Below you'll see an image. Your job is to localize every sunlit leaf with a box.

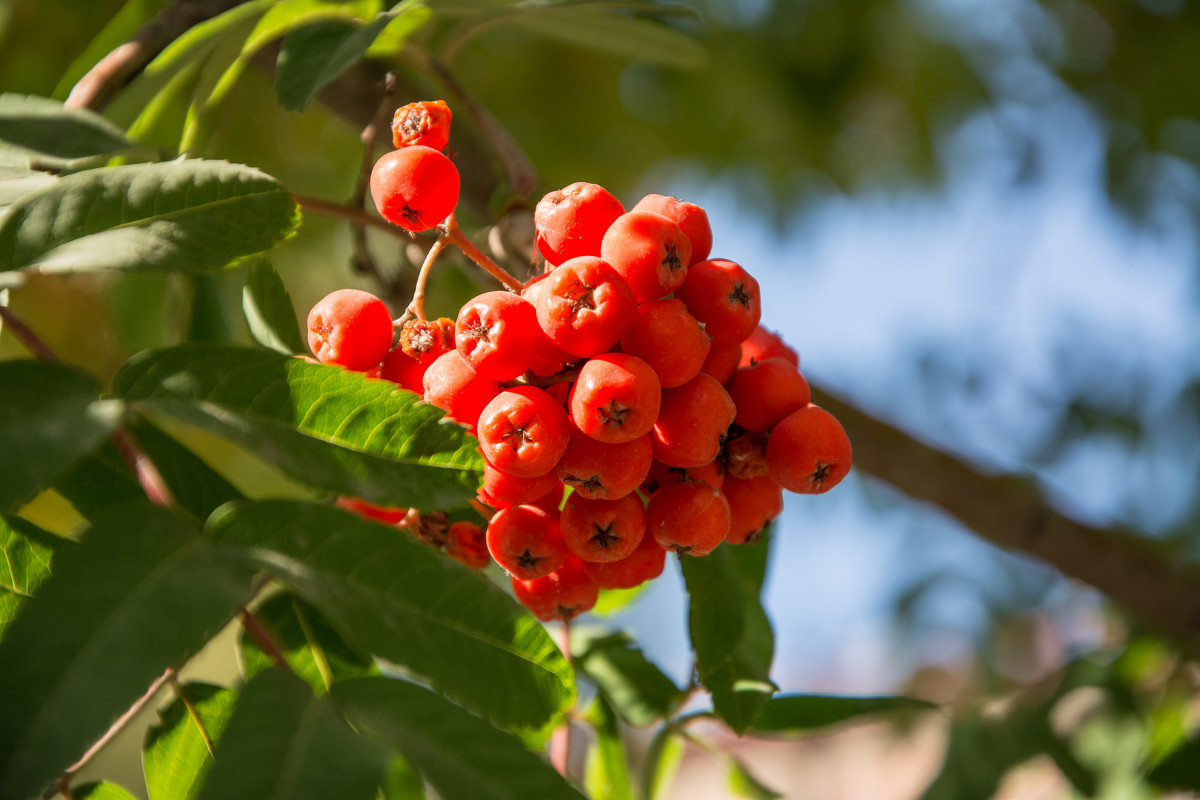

[571,627,683,727]
[243,259,306,355]
[334,676,587,800]
[640,725,684,800]
[143,683,238,800]
[75,782,142,800]
[115,344,482,510]
[275,15,393,113]
[0,160,299,277]
[197,669,386,800]
[210,500,574,731]
[727,758,782,800]
[0,500,252,800]
[584,696,634,800]
[0,94,148,170]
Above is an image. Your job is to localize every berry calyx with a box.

[569,353,662,444]
[560,492,647,563]
[476,387,571,478]
[765,404,853,494]
[455,291,541,381]
[486,505,568,580]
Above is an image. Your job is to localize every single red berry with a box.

[370,145,459,232]
[700,338,743,385]
[511,554,599,622]
[555,426,653,501]
[647,481,730,557]
[740,324,799,368]
[568,353,662,444]
[307,289,394,371]
[722,474,783,544]
[619,298,711,389]
[651,373,737,468]
[477,387,572,478]
[675,258,761,343]
[727,357,811,431]
[380,346,426,393]
[455,291,542,381]
[391,100,452,150]
[560,492,647,563]
[599,210,692,303]
[580,532,666,590]
[630,194,712,265]
[534,182,625,266]
[422,349,499,430]
[641,458,724,494]
[479,458,563,508]
[526,257,637,358]
[486,505,568,580]
[445,521,490,570]
[766,404,853,494]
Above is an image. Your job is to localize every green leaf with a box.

[209,500,574,731]
[246,0,385,56]
[584,696,634,800]
[115,344,483,510]
[748,694,938,737]
[240,592,377,694]
[0,500,253,800]
[129,420,244,522]
[508,7,706,69]
[0,514,65,596]
[197,668,387,800]
[571,627,683,727]
[0,359,123,512]
[0,589,26,642]
[75,782,142,800]
[0,167,55,212]
[275,14,393,113]
[680,547,746,679]
[243,259,306,354]
[640,725,684,800]
[333,676,587,800]
[143,683,238,800]
[379,754,426,800]
[51,443,144,518]
[1147,736,1200,791]
[727,758,782,800]
[0,93,147,170]
[704,597,776,735]
[0,159,299,277]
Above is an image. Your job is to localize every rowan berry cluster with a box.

[306,100,852,623]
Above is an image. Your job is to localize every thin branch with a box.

[294,193,406,237]
[402,235,450,325]
[239,606,293,673]
[811,384,1200,653]
[350,72,399,289]
[0,304,59,361]
[64,0,244,111]
[168,672,216,758]
[112,427,175,508]
[46,668,176,798]
[549,620,573,778]
[443,213,524,292]
[501,368,581,389]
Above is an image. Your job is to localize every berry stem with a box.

[443,213,525,292]
[399,236,450,325]
[293,193,406,238]
[0,303,58,361]
[350,71,400,290]
[168,671,216,758]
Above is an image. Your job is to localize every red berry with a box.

[479,458,562,508]
[618,298,711,389]
[421,350,499,430]
[555,427,653,501]
[391,100,452,150]
[675,258,761,343]
[727,357,811,432]
[476,387,571,478]
[560,492,647,563]
[740,324,798,368]
[630,194,712,265]
[534,182,625,266]
[379,346,426,393]
[647,481,730,557]
[700,338,743,385]
[307,289,394,371]
[455,291,541,381]
[370,145,459,232]
[722,475,783,544]
[642,458,724,494]
[599,210,692,303]
[579,532,666,590]
[526,257,637,358]
[486,505,568,580]
[569,353,662,444]
[445,521,490,569]
[511,554,598,622]
[765,404,853,494]
[651,373,736,468]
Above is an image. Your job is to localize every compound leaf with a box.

[0,159,299,277]
[0,359,123,512]
[0,501,253,800]
[197,669,386,800]
[143,683,238,800]
[210,500,574,731]
[334,676,587,800]
[115,344,482,510]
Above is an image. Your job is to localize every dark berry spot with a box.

[556,604,579,620]
[729,283,753,307]
[662,242,684,273]
[501,422,533,449]
[516,549,543,570]
[590,522,620,550]
[564,473,605,494]
[467,321,490,342]
[564,281,597,315]
[597,398,631,427]
[810,461,833,488]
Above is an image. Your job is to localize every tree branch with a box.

[812,384,1200,652]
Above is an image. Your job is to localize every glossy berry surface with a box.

[486,504,568,580]
[534,182,625,266]
[619,298,711,389]
[370,145,459,232]
[630,193,712,265]
[455,291,541,381]
[766,404,853,494]
[675,258,761,343]
[569,353,662,444]
[560,492,647,563]
[527,256,637,358]
[476,387,571,478]
[647,480,730,557]
[599,210,692,303]
[511,555,598,622]
[307,289,394,371]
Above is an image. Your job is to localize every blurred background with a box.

[3,0,1200,797]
